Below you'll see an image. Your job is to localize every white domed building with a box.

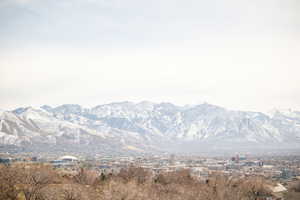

[51,155,79,167]
[59,155,79,162]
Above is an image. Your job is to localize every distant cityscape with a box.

[1,152,300,195]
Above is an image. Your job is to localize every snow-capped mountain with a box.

[1,102,300,154]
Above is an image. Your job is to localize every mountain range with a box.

[1,102,300,155]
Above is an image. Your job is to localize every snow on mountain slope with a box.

[1,102,300,153]
[0,107,108,146]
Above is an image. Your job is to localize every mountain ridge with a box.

[1,102,300,155]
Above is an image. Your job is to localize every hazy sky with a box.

[0,0,300,112]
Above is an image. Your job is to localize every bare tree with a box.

[73,168,98,185]
[0,164,22,200]
[118,166,151,184]
[20,165,56,200]
[61,184,83,200]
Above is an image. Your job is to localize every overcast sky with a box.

[0,0,300,112]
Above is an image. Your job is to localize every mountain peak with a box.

[12,106,38,114]
[267,108,300,118]
[52,104,84,114]
[40,105,53,111]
